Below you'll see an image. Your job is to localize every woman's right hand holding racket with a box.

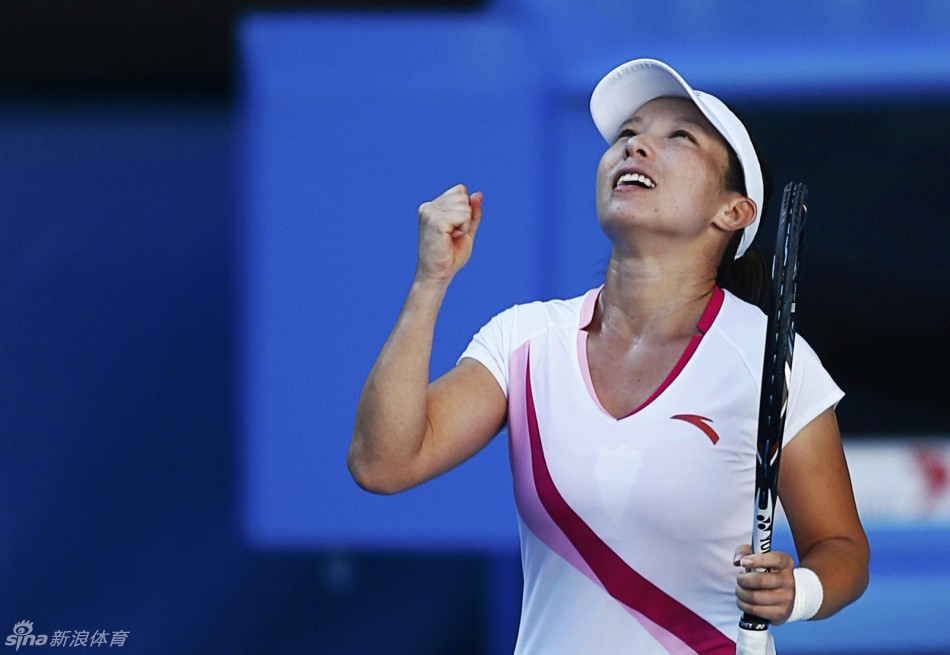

[734,544,796,626]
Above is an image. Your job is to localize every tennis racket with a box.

[735,182,808,655]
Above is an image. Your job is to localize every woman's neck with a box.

[593,249,717,341]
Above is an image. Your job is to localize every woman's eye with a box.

[672,129,696,143]
[615,129,636,142]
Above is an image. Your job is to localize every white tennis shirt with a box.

[460,286,843,655]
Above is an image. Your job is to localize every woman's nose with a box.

[623,134,651,160]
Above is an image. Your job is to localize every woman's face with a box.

[595,96,737,252]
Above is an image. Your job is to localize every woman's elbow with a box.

[836,533,872,608]
[347,445,410,495]
[856,535,871,596]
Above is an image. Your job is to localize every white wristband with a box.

[787,567,823,623]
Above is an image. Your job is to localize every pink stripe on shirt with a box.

[524,355,736,654]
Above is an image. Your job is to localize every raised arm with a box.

[348,185,508,494]
[735,408,870,624]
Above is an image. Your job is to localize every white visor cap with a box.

[590,58,763,258]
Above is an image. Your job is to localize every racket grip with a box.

[735,624,774,655]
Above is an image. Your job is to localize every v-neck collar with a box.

[576,286,725,420]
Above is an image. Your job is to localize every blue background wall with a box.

[1,1,949,653]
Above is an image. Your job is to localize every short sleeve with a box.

[457,297,578,399]
[783,335,844,445]
[458,307,517,398]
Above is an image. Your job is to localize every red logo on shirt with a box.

[671,414,720,445]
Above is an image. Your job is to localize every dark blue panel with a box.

[238,14,544,549]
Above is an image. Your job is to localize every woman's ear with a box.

[714,195,757,233]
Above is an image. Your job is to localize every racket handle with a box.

[736,624,774,655]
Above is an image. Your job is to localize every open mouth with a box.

[614,172,656,189]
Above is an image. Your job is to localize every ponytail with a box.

[717,231,768,311]
[717,109,772,312]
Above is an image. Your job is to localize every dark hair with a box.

[715,122,773,311]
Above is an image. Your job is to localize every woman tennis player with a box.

[349,58,869,654]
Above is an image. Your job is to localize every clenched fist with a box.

[415,184,483,284]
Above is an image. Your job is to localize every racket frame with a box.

[737,181,808,643]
